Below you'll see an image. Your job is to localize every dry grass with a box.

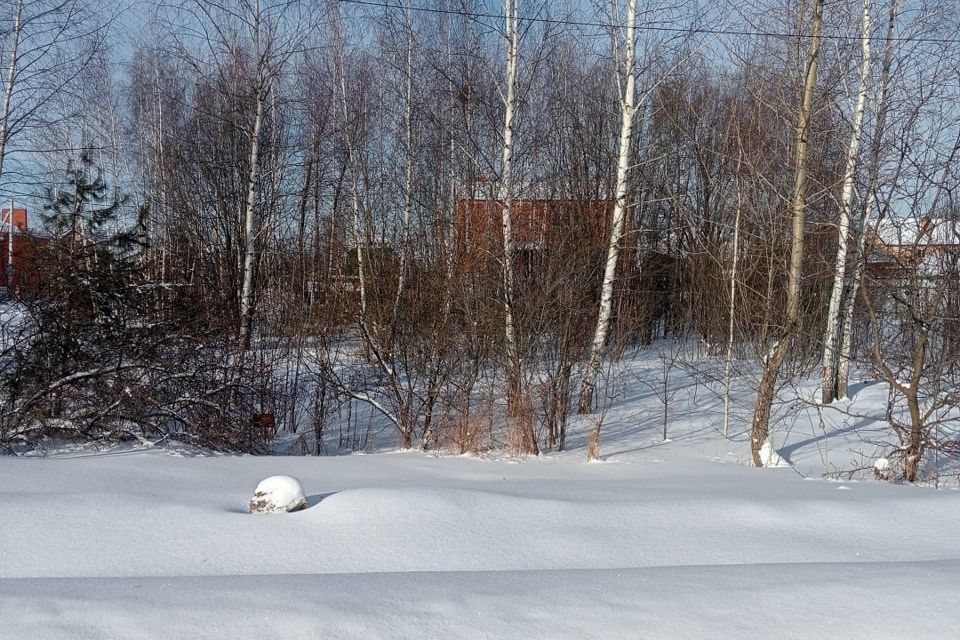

[586,415,603,461]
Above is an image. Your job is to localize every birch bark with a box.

[238,0,265,351]
[578,0,639,414]
[0,0,24,186]
[499,0,538,454]
[836,0,898,400]
[822,0,872,404]
[722,149,744,439]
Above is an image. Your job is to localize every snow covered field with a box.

[2,349,960,638]
[3,451,960,637]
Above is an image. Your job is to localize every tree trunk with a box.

[751,0,824,467]
[0,0,24,185]
[722,150,743,439]
[823,0,872,404]
[238,0,264,352]
[579,0,639,415]
[903,389,924,482]
[499,0,537,454]
[835,0,898,400]
[389,1,415,347]
[500,0,520,409]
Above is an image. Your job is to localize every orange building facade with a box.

[452,199,621,274]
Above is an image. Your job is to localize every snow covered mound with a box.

[874,457,892,481]
[759,439,789,467]
[249,475,308,514]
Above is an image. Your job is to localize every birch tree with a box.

[164,0,306,350]
[500,0,519,406]
[0,0,108,190]
[834,0,898,400]
[578,0,639,414]
[387,0,415,348]
[750,0,825,467]
[821,0,872,404]
[237,0,267,351]
[498,0,538,454]
[722,146,744,439]
[0,0,23,187]
[327,2,427,449]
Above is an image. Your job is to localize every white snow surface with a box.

[759,438,788,467]
[2,345,960,638]
[3,452,960,638]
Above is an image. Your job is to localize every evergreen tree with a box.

[29,152,148,384]
[42,150,144,268]
[1,152,151,442]
[1,152,273,453]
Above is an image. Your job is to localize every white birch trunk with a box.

[238,1,264,352]
[333,5,417,445]
[332,12,369,321]
[390,1,415,344]
[499,0,537,454]
[0,0,23,185]
[578,0,638,414]
[836,0,898,399]
[722,151,743,439]
[822,0,872,404]
[500,0,520,407]
[153,59,169,277]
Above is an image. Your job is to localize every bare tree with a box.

[237,0,268,351]
[722,146,744,439]
[0,0,110,191]
[498,0,538,454]
[862,224,960,482]
[579,0,639,414]
[0,0,23,186]
[834,0,899,400]
[750,0,825,467]
[822,0,873,404]
[160,0,309,349]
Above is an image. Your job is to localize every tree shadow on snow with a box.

[306,492,338,508]
[777,417,881,464]
[844,380,883,400]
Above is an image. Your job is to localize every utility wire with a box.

[337,0,959,45]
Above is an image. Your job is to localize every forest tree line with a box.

[1,0,959,482]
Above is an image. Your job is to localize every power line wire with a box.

[337,0,960,45]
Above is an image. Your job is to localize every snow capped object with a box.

[874,457,892,481]
[249,475,308,514]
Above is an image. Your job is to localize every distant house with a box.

[0,208,49,297]
[452,199,621,277]
[868,216,960,280]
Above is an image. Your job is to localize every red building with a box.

[453,199,619,274]
[0,208,49,295]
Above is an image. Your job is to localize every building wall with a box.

[1,208,29,232]
[0,233,49,295]
[453,199,616,273]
